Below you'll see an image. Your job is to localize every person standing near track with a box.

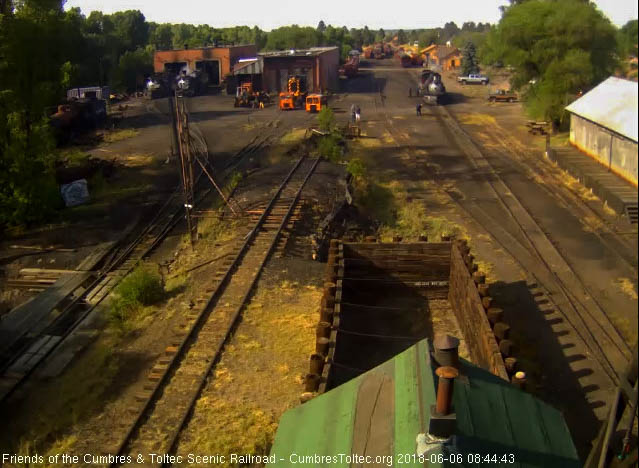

[355,105,361,123]
[416,103,422,116]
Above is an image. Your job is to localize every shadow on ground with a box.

[490,279,602,461]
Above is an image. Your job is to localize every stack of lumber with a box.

[6,269,75,291]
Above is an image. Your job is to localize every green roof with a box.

[270,339,579,467]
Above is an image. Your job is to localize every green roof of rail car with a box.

[269,339,580,467]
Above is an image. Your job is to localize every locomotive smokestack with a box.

[435,366,458,416]
[433,334,460,369]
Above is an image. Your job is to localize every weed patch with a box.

[102,129,139,144]
[177,278,321,464]
[346,158,366,181]
[109,264,164,330]
[279,128,306,146]
[198,210,238,244]
[57,148,90,167]
[3,340,119,456]
[229,171,243,190]
[615,277,638,300]
[357,182,397,225]
[457,113,497,127]
[317,134,343,163]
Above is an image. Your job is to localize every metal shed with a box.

[270,338,580,467]
[260,47,340,93]
[565,77,638,186]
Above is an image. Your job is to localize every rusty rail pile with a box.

[107,154,319,467]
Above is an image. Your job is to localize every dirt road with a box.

[339,58,637,458]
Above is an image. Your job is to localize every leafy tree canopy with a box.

[462,41,480,75]
[484,0,618,125]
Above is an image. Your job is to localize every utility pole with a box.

[173,93,197,247]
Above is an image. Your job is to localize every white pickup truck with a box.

[457,74,490,85]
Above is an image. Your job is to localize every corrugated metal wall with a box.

[570,114,638,186]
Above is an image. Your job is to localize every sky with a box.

[64,0,638,30]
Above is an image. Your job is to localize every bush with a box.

[346,158,366,180]
[317,107,335,133]
[318,135,342,163]
[229,171,243,190]
[0,111,60,230]
[109,264,164,328]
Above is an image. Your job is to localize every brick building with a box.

[153,44,257,86]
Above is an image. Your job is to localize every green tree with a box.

[418,30,439,48]
[350,28,363,49]
[461,42,479,75]
[264,25,321,50]
[110,10,148,53]
[375,28,385,43]
[149,22,173,50]
[114,46,153,93]
[397,29,407,44]
[484,0,618,125]
[361,26,374,45]
[317,106,335,132]
[442,21,459,41]
[317,20,326,33]
[0,0,65,228]
[618,19,638,59]
[452,30,488,54]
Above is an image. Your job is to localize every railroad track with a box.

[475,116,637,269]
[0,102,283,403]
[0,168,200,402]
[371,87,630,389]
[105,153,319,467]
[431,105,631,382]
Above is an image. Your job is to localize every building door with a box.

[164,62,187,77]
[265,69,277,93]
[196,60,220,86]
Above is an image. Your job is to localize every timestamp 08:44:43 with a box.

[398,453,516,465]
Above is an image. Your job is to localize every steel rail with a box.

[370,81,626,387]
[108,154,319,467]
[0,100,228,402]
[432,105,630,383]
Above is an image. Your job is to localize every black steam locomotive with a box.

[417,69,447,105]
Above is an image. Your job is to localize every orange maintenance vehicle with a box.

[279,75,307,110]
[305,94,327,113]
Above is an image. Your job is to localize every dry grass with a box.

[119,152,155,167]
[176,279,321,464]
[102,128,139,144]
[456,113,497,127]
[265,128,306,165]
[381,131,395,145]
[2,336,120,458]
[602,202,617,217]
[357,137,382,148]
[279,128,306,146]
[557,169,599,202]
[197,210,239,245]
[474,260,496,283]
[615,277,638,300]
